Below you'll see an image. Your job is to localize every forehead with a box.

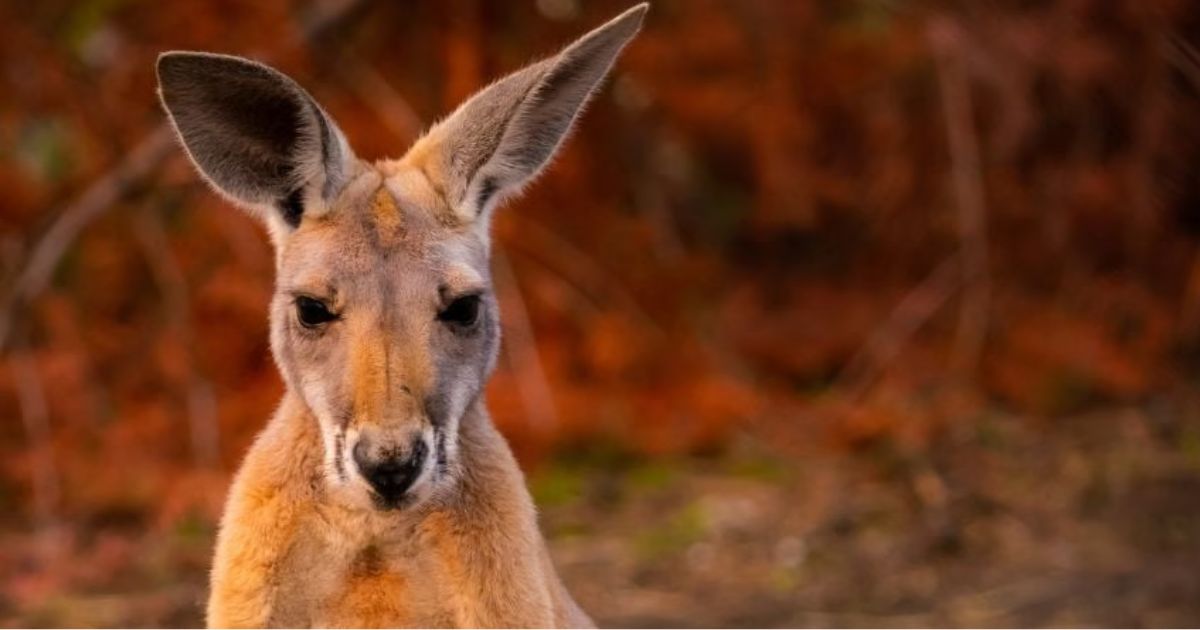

[279,167,486,290]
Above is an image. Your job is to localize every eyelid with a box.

[439,287,484,307]
[290,293,342,320]
[288,290,337,305]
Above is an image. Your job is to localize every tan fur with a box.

[369,187,406,246]
[206,161,593,627]
[159,6,650,627]
[209,386,588,627]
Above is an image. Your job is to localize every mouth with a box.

[367,469,431,511]
[370,488,418,511]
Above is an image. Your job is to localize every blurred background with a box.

[2,0,1200,626]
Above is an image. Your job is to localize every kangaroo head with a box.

[157,5,647,510]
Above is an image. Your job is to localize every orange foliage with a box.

[1,2,1199,610]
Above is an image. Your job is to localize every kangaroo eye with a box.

[438,295,480,328]
[296,296,337,328]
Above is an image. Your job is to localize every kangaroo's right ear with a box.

[156,52,356,229]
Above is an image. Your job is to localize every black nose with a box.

[353,439,428,503]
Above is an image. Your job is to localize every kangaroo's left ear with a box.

[157,52,356,230]
[406,3,648,225]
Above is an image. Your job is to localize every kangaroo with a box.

[156,4,647,627]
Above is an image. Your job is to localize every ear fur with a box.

[409,3,648,224]
[156,52,355,229]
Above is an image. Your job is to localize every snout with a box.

[352,435,428,506]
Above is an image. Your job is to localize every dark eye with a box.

[438,294,480,328]
[296,296,337,328]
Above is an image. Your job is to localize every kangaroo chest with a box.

[268,514,457,628]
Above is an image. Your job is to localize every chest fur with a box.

[268,516,456,628]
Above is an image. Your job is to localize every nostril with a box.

[353,439,428,501]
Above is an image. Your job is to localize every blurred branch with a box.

[1166,33,1200,339]
[1178,250,1200,344]
[297,0,373,41]
[493,246,558,432]
[835,257,962,400]
[1165,33,1200,92]
[10,346,60,528]
[1126,34,1170,265]
[0,127,175,351]
[0,0,376,353]
[931,17,991,379]
[504,212,665,340]
[132,206,220,469]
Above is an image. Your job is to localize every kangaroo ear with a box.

[156,52,355,229]
[409,3,647,224]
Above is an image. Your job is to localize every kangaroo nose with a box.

[353,438,428,504]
